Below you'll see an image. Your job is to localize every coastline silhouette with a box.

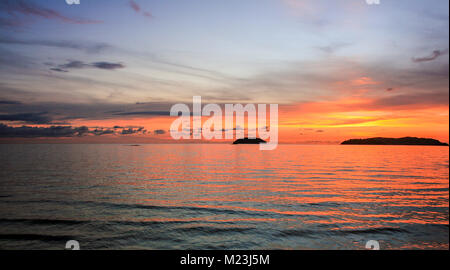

[341,137,448,146]
[233,138,267,144]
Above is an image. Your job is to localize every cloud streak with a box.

[0,124,148,138]
[0,100,22,105]
[0,100,174,124]
[316,42,351,54]
[129,0,141,13]
[0,37,111,53]
[0,124,88,138]
[0,112,52,124]
[50,60,125,72]
[92,62,126,70]
[412,49,448,63]
[113,111,169,116]
[128,0,152,19]
[0,0,102,26]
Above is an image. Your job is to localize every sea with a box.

[0,144,448,250]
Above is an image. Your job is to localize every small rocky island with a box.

[233,138,267,144]
[341,137,448,146]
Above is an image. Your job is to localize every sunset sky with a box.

[0,0,448,144]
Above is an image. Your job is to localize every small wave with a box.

[0,234,73,241]
[275,229,316,237]
[0,217,255,228]
[170,226,255,234]
[0,218,87,225]
[0,199,275,217]
[333,227,409,235]
[276,227,409,238]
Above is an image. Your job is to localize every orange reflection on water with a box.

[69,144,448,249]
[113,144,448,221]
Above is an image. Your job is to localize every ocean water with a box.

[0,144,448,250]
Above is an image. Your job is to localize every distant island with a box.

[341,137,449,146]
[233,138,267,144]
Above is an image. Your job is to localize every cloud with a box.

[93,125,147,135]
[114,111,169,116]
[0,112,52,124]
[286,91,449,118]
[209,51,448,106]
[0,47,37,71]
[153,129,166,135]
[316,42,351,54]
[121,128,140,135]
[129,0,141,13]
[91,62,125,70]
[0,0,102,26]
[0,123,150,138]
[0,100,22,105]
[371,92,449,108]
[0,100,174,124]
[285,115,390,127]
[0,124,88,138]
[128,0,152,19]
[92,128,115,136]
[50,68,68,73]
[50,60,125,72]
[412,49,448,63]
[0,37,111,53]
[59,61,88,69]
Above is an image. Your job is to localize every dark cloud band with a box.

[0,112,52,124]
[50,60,125,73]
[0,124,146,138]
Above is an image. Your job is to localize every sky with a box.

[0,0,448,144]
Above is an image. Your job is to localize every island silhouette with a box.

[233,137,267,144]
[341,137,448,146]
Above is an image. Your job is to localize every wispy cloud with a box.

[0,37,111,53]
[284,91,449,118]
[0,17,24,28]
[371,92,449,109]
[0,100,22,105]
[0,0,102,26]
[0,100,173,124]
[128,0,152,19]
[49,68,68,73]
[0,112,52,124]
[58,60,88,69]
[50,60,125,72]
[129,0,141,13]
[113,111,169,116]
[316,42,351,54]
[412,49,448,63]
